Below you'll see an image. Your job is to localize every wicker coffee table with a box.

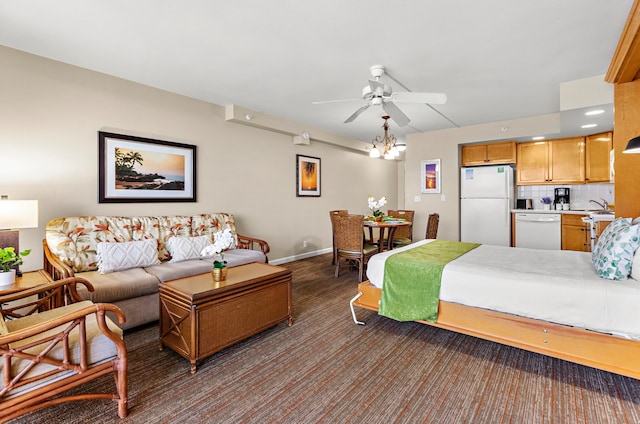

[159,262,292,373]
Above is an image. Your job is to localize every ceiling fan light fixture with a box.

[370,115,400,160]
[396,140,407,152]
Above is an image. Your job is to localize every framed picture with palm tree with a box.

[98,131,197,203]
[296,154,321,197]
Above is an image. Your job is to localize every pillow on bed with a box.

[167,235,212,262]
[97,239,160,274]
[592,218,631,265]
[592,218,640,280]
[631,250,640,281]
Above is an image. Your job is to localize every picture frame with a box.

[421,159,441,194]
[98,131,197,203]
[296,154,321,197]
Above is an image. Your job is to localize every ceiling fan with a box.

[313,65,447,127]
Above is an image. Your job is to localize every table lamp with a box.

[0,198,39,276]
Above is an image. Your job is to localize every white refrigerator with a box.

[460,165,514,246]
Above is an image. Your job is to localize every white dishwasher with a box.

[515,213,561,250]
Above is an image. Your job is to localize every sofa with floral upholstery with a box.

[43,213,269,330]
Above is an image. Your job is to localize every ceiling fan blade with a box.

[368,79,387,96]
[382,101,410,127]
[312,98,361,105]
[390,92,447,104]
[344,104,370,123]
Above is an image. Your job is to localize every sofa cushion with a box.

[144,259,213,282]
[45,216,133,273]
[192,213,238,247]
[97,239,160,274]
[167,235,212,262]
[131,216,192,261]
[77,268,161,303]
[209,249,266,268]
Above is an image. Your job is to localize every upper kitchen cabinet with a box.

[516,137,585,185]
[585,132,613,183]
[461,141,516,166]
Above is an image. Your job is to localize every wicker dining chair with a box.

[333,214,378,282]
[387,209,415,248]
[329,210,349,265]
[426,213,440,239]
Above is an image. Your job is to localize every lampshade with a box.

[624,136,640,154]
[0,200,38,229]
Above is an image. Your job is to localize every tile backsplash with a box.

[517,183,614,210]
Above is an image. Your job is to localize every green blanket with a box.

[379,240,480,322]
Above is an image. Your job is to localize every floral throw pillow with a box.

[592,218,631,265]
[592,218,640,280]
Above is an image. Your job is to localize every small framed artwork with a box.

[421,159,441,194]
[98,131,197,203]
[296,154,321,197]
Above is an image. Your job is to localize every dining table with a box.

[363,220,411,253]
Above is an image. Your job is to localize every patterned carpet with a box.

[11,254,640,423]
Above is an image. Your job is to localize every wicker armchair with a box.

[329,210,349,265]
[333,214,378,282]
[386,209,415,248]
[426,213,440,239]
[0,277,128,421]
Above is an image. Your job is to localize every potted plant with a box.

[0,247,31,286]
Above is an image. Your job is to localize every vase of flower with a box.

[211,266,228,282]
[201,228,234,284]
[368,195,387,221]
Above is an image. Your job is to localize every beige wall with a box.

[0,46,398,271]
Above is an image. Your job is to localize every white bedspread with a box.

[366,240,640,340]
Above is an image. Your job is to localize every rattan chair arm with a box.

[0,302,125,345]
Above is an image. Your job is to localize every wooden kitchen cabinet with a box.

[585,131,613,183]
[561,214,591,252]
[516,137,585,185]
[516,142,548,184]
[461,141,516,166]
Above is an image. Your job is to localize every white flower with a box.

[367,195,387,214]
[201,229,234,262]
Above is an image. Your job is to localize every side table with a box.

[0,269,53,295]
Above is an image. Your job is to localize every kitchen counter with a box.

[511,209,614,218]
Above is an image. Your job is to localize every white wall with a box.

[0,46,398,271]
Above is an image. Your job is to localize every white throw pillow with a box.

[166,235,212,262]
[97,239,160,274]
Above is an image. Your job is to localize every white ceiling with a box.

[0,0,631,144]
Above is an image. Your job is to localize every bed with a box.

[350,235,640,380]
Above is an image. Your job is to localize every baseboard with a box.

[270,248,332,265]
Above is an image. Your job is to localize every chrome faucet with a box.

[589,198,609,210]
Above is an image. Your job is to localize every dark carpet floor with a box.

[10,254,640,423]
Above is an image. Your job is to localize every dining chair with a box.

[333,214,378,282]
[329,210,348,265]
[386,209,415,248]
[426,213,440,239]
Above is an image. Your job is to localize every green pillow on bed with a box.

[592,217,640,280]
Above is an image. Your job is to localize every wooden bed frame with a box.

[350,280,640,380]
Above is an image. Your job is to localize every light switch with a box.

[441,195,446,201]
[414,196,421,202]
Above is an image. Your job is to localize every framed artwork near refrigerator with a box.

[421,159,441,194]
